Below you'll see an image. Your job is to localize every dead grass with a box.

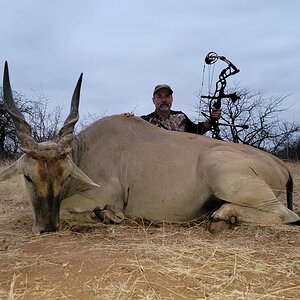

[0,161,300,299]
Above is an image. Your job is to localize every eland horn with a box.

[3,61,37,152]
[58,73,83,151]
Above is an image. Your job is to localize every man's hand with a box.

[211,108,221,120]
[122,112,134,117]
[203,108,222,130]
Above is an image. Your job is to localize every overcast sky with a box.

[1,0,300,124]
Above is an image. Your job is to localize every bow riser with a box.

[201,52,240,139]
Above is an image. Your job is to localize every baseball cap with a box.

[153,84,173,95]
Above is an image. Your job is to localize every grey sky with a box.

[1,0,300,123]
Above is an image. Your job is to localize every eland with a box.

[1,62,299,234]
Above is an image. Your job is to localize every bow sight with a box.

[201,51,244,140]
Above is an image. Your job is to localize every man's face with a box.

[152,88,173,112]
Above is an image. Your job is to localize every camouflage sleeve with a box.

[141,113,155,122]
[141,115,150,122]
[184,114,209,135]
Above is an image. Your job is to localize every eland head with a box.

[0,62,99,233]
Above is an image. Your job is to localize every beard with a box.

[158,103,170,111]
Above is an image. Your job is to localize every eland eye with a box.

[24,175,33,183]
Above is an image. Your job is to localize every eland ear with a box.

[0,155,25,181]
[67,156,100,188]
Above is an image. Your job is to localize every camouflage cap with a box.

[153,84,173,95]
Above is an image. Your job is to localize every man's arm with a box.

[185,116,209,135]
[184,109,221,135]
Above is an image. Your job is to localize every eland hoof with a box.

[208,216,237,234]
[92,205,125,224]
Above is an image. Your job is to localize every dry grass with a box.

[0,161,300,299]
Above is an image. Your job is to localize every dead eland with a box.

[1,62,299,234]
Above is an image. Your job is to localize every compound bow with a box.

[201,52,241,140]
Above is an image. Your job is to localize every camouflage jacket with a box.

[141,110,209,135]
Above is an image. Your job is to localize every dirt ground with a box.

[0,162,300,300]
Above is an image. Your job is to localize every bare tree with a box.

[25,90,63,142]
[0,89,35,158]
[275,135,300,161]
[76,110,106,133]
[196,85,300,153]
[0,88,62,158]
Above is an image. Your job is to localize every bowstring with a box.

[199,61,206,123]
[199,59,215,123]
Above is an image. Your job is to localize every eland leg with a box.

[208,174,300,233]
[60,188,125,224]
[209,202,300,233]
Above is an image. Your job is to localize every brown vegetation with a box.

[0,161,300,299]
